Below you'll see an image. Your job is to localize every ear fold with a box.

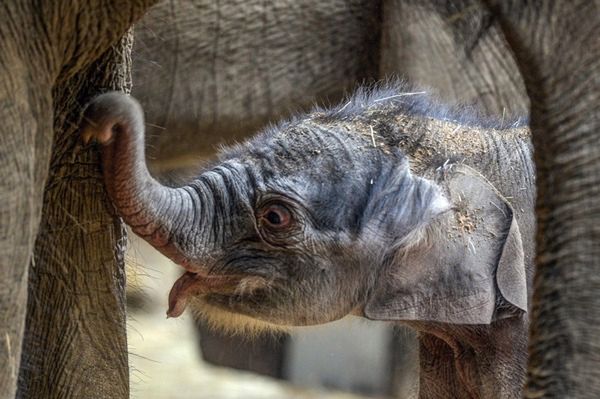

[364,164,527,325]
[360,157,450,240]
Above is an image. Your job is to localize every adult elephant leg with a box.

[17,35,133,398]
[10,2,156,398]
[380,0,529,117]
[484,2,600,397]
[0,47,54,399]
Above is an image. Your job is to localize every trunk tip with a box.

[79,91,143,146]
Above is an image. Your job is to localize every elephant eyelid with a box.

[259,204,292,228]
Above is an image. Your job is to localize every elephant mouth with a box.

[167,271,242,318]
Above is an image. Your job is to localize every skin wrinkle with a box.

[188,179,218,254]
[181,186,201,250]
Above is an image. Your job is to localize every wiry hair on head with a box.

[218,79,526,167]
[311,79,527,129]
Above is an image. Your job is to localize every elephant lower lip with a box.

[167,271,240,318]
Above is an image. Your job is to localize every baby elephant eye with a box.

[260,203,292,229]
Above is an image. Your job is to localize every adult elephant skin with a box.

[132,0,381,171]
[0,2,157,398]
[483,1,600,397]
[132,0,529,173]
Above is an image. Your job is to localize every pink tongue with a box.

[167,272,201,318]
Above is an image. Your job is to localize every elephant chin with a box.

[187,296,292,337]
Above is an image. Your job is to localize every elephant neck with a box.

[411,316,527,399]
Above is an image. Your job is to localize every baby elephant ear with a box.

[365,164,527,325]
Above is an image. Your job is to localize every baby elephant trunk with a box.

[80,92,198,266]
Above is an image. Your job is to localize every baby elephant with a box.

[80,84,534,399]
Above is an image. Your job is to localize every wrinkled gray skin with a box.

[133,0,380,171]
[133,0,528,172]
[131,2,530,396]
[132,1,600,398]
[81,83,535,398]
[487,2,600,398]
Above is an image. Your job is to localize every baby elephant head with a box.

[80,91,527,333]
